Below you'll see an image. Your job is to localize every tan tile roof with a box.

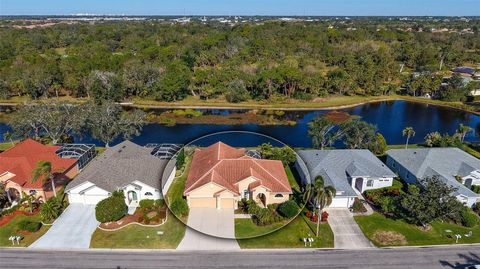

[184,142,292,195]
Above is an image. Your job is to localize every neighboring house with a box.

[184,142,292,210]
[0,139,95,203]
[453,66,476,77]
[66,140,176,208]
[295,149,396,208]
[386,148,480,208]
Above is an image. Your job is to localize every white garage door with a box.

[329,197,350,208]
[68,193,107,205]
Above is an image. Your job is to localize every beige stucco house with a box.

[184,142,292,210]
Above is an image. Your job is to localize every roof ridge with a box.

[251,158,291,191]
[185,159,224,192]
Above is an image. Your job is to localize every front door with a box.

[127,191,138,204]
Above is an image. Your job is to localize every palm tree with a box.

[32,161,56,198]
[40,197,62,222]
[305,176,336,236]
[457,124,473,142]
[2,131,14,146]
[402,127,416,149]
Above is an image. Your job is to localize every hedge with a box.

[276,200,299,218]
[139,199,155,208]
[18,220,42,232]
[95,196,127,223]
[461,208,479,228]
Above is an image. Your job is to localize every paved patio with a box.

[177,207,240,250]
[30,204,99,249]
[326,208,373,249]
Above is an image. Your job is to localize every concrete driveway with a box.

[30,204,99,249]
[326,208,373,249]
[177,207,240,250]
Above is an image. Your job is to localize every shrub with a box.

[112,190,125,199]
[351,198,367,213]
[321,211,329,222]
[18,220,42,232]
[474,202,480,215]
[155,199,165,207]
[139,199,155,209]
[305,211,313,218]
[170,199,189,216]
[95,196,127,223]
[252,207,282,226]
[471,185,480,194]
[276,200,299,218]
[460,208,479,227]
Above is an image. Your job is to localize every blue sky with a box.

[0,0,479,16]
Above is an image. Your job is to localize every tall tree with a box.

[342,120,377,149]
[402,127,416,149]
[9,102,87,144]
[305,176,336,236]
[86,102,145,147]
[401,176,463,227]
[32,161,56,198]
[308,116,347,150]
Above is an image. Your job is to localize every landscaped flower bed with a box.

[0,205,40,226]
[99,199,167,230]
[305,211,329,223]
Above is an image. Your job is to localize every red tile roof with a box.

[184,142,292,195]
[0,139,77,189]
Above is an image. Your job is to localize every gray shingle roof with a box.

[387,148,480,198]
[297,149,396,197]
[66,140,174,192]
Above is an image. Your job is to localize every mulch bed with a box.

[99,207,167,230]
[372,230,407,246]
[0,208,40,227]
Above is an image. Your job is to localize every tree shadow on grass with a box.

[440,252,480,268]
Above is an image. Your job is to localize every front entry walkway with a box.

[177,207,240,250]
[30,204,99,249]
[326,208,373,249]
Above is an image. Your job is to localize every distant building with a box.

[387,148,480,208]
[453,66,476,76]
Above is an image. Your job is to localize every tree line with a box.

[0,20,479,103]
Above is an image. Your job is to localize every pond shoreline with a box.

[1,96,478,116]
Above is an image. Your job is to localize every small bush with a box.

[276,200,299,218]
[351,198,367,213]
[460,208,479,227]
[471,185,480,194]
[139,199,155,209]
[155,199,165,207]
[321,211,329,222]
[95,196,127,223]
[18,220,42,232]
[474,202,480,215]
[170,199,189,216]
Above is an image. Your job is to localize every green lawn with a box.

[166,157,191,203]
[235,218,286,239]
[236,215,333,249]
[355,212,480,247]
[90,212,186,249]
[0,214,51,247]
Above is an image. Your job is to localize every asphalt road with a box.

[1,246,479,269]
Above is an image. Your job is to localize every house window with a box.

[275,194,284,198]
[144,192,153,196]
[243,190,250,200]
[29,190,37,195]
[366,180,374,187]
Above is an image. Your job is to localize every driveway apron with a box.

[177,207,240,250]
[326,208,373,249]
[30,204,99,249]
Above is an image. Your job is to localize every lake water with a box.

[1,100,479,148]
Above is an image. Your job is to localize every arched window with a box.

[144,192,153,196]
[29,190,37,195]
[274,194,284,198]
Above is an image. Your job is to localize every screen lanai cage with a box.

[55,144,97,169]
[145,143,183,160]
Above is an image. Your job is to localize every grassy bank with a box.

[355,212,480,247]
[1,94,478,113]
